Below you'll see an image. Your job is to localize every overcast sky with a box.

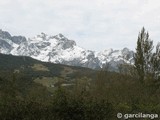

[0,0,160,51]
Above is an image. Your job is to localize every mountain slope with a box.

[0,29,134,70]
[0,53,96,90]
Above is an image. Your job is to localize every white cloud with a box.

[0,0,160,51]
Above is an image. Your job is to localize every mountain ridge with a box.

[0,29,134,70]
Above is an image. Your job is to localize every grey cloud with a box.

[0,0,160,51]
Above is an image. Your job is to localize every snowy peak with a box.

[0,29,27,54]
[0,29,134,70]
[30,33,76,50]
[0,29,12,40]
[97,48,113,57]
[0,29,26,45]
[11,36,27,45]
[52,33,76,49]
[36,32,48,40]
[96,48,134,69]
[53,33,67,40]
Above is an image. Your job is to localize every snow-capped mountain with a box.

[0,29,134,70]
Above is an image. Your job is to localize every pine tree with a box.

[151,43,160,80]
[134,27,153,83]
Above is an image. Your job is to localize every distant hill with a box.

[0,53,96,92]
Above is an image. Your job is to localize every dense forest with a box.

[0,28,160,120]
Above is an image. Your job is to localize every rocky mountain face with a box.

[0,29,134,70]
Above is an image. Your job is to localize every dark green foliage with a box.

[0,75,114,120]
[151,43,160,80]
[134,27,154,83]
[51,87,114,120]
[0,99,51,120]
[1,67,160,119]
[134,28,160,92]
